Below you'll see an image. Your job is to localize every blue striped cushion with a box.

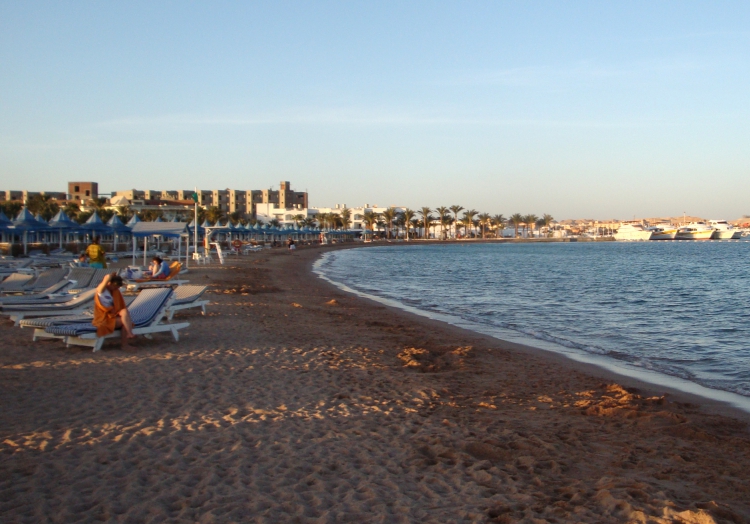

[172,285,207,305]
[128,288,172,326]
[20,314,93,329]
[46,322,97,336]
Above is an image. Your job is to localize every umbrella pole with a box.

[132,236,136,266]
[143,237,147,266]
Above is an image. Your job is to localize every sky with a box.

[1,1,749,220]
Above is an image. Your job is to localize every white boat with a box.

[675,222,714,240]
[613,223,652,241]
[646,224,677,240]
[708,220,738,240]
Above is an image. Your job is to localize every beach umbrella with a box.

[154,216,163,222]
[13,207,49,254]
[80,212,113,247]
[48,209,78,249]
[108,214,131,251]
[0,210,11,243]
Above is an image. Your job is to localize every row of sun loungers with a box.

[1,261,209,351]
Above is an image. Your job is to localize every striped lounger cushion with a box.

[44,288,173,337]
[172,285,207,305]
[19,314,94,329]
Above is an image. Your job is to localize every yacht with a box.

[675,222,714,240]
[708,220,738,240]
[646,224,677,240]
[613,223,653,241]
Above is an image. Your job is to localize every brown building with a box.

[68,182,98,203]
[111,181,307,218]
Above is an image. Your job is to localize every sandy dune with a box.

[1,245,749,523]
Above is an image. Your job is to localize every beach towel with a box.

[92,288,126,337]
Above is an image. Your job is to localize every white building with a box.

[255,203,406,230]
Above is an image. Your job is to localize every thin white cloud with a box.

[440,57,727,87]
[92,109,667,130]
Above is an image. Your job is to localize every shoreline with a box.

[312,242,750,422]
[1,244,749,522]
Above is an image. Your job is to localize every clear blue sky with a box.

[1,1,748,219]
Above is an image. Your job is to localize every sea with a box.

[314,241,750,409]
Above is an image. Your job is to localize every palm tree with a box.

[205,206,223,225]
[340,206,352,230]
[26,194,60,221]
[269,218,281,228]
[491,214,505,238]
[509,213,524,238]
[439,212,452,240]
[449,205,464,239]
[401,208,416,240]
[523,214,538,238]
[540,213,554,237]
[418,207,432,239]
[362,211,379,240]
[381,207,397,239]
[116,205,134,220]
[410,218,421,238]
[434,206,449,239]
[292,214,305,229]
[461,209,478,238]
[478,213,492,238]
[63,202,80,220]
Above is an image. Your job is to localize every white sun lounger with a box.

[0,273,34,293]
[3,289,98,325]
[0,281,75,306]
[166,285,209,320]
[43,288,189,352]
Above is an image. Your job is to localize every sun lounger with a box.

[22,268,69,293]
[66,268,96,290]
[0,281,75,306]
[0,273,34,293]
[166,285,209,320]
[3,289,97,325]
[20,313,95,342]
[43,288,189,352]
[126,262,188,290]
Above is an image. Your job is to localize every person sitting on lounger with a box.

[94,272,135,350]
[149,256,171,280]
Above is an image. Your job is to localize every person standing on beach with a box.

[85,237,107,269]
[94,272,135,350]
[287,238,296,253]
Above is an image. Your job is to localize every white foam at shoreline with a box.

[314,251,750,414]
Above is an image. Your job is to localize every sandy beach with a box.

[1,243,749,523]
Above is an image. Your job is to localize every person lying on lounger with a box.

[149,256,171,280]
[94,273,136,350]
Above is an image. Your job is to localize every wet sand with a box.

[1,243,749,523]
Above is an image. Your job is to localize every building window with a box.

[74,185,79,192]
[85,190,90,196]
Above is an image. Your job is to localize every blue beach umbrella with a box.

[127,215,141,227]
[48,209,78,249]
[80,212,114,242]
[14,207,49,253]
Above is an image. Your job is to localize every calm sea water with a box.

[316,241,750,398]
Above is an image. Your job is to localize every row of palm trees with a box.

[342,206,554,239]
